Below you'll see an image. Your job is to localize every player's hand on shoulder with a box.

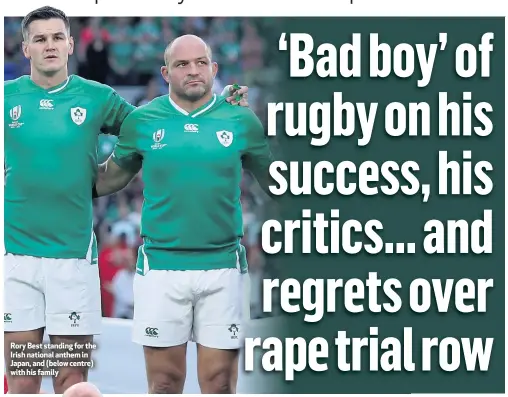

[226,85,249,107]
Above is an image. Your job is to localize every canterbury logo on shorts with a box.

[145,327,159,337]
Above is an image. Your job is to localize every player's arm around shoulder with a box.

[221,84,249,106]
[95,81,136,136]
[94,156,138,198]
[94,111,142,197]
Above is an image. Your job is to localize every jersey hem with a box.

[141,262,237,272]
[4,248,89,260]
[137,243,243,273]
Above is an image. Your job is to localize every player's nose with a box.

[45,38,57,50]
[188,62,200,75]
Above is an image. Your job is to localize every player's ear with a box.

[68,35,75,55]
[211,62,218,79]
[22,41,30,60]
[160,66,170,84]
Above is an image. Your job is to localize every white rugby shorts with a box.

[4,253,102,335]
[132,267,248,349]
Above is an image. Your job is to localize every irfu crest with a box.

[71,107,87,125]
[216,130,233,147]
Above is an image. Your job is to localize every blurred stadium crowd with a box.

[5,16,282,320]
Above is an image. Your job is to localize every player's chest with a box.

[139,119,247,165]
[5,96,103,142]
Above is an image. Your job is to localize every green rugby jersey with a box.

[4,75,134,260]
[112,94,273,271]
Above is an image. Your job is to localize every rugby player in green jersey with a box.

[4,7,250,394]
[94,34,274,393]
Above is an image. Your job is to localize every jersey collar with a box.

[168,93,217,118]
[26,75,72,94]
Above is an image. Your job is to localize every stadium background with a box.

[5,16,283,322]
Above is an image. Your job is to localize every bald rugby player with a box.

[94,34,274,393]
[62,382,102,397]
[5,6,250,395]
